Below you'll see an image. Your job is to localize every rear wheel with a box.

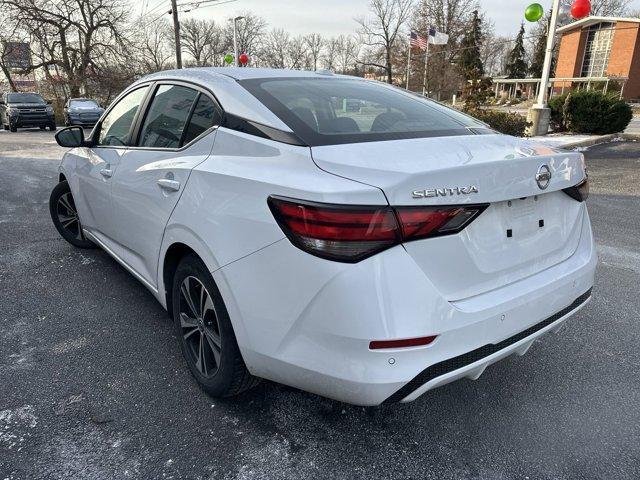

[9,123,17,132]
[48,123,56,131]
[39,125,46,130]
[172,255,260,397]
[49,181,96,249]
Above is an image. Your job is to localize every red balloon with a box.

[239,53,249,65]
[570,0,591,19]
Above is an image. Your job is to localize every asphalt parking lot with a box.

[1,129,639,480]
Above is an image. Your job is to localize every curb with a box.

[554,134,618,150]
[545,132,640,150]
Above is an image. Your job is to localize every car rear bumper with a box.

[214,206,597,406]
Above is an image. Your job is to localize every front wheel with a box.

[172,255,260,397]
[49,181,96,249]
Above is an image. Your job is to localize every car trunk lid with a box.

[311,134,587,300]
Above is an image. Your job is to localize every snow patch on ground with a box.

[0,405,37,451]
[535,134,600,148]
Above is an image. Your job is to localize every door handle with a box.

[157,178,181,192]
[100,168,113,178]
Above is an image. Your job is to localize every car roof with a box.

[143,67,354,82]
[135,68,364,133]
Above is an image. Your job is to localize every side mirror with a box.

[55,126,86,148]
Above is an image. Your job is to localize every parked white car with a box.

[50,68,596,406]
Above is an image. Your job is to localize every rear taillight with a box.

[268,196,487,263]
[563,178,589,202]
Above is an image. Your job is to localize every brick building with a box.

[556,17,640,100]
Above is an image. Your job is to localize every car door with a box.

[74,85,150,242]
[109,82,223,288]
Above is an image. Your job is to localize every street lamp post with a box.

[527,0,562,136]
[231,16,245,67]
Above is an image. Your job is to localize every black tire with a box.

[9,124,17,132]
[172,254,260,397]
[40,125,46,130]
[48,123,56,131]
[49,181,96,249]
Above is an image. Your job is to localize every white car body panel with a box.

[107,130,218,288]
[57,67,597,406]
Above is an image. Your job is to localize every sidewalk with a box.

[534,114,640,150]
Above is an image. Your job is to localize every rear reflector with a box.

[268,196,488,263]
[369,336,437,350]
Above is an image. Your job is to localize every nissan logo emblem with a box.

[536,164,551,190]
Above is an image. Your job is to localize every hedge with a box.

[550,90,632,134]
[466,108,531,137]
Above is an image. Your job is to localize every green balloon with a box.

[525,3,544,22]
[224,54,234,64]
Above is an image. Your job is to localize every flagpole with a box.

[422,39,430,96]
[405,43,412,90]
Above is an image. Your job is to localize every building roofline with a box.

[557,16,640,33]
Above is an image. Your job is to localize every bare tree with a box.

[304,33,324,71]
[336,34,360,74]
[134,17,173,73]
[0,22,25,91]
[590,0,633,16]
[181,18,225,67]
[224,12,267,59]
[1,0,128,97]
[288,35,311,69]
[322,37,340,70]
[412,0,481,97]
[260,28,291,68]
[356,0,413,84]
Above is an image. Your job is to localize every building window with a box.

[580,22,614,78]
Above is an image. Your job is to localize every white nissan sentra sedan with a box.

[50,68,596,406]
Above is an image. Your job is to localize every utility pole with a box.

[527,0,561,135]
[171,0,183,69]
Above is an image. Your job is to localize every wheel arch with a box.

[162,242,199,318]
[158,227,252,355]
[158,225,222,315]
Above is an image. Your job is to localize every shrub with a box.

[465,108,531,137]
[548,93,568,131]
[563,90,632,134]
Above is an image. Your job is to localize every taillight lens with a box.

[268,196,487,263]
[563,178,589,202]
[395,206,486,241]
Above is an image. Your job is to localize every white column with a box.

[535,0,561,107]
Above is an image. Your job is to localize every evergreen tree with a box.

[459,10,484,81]
[506,23,528,79]
[529,12,556,78]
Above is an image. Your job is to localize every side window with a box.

[181,94,222,145]
[138,85,198,148]
[98,87,147,146]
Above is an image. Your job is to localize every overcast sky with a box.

[149,0,640,37]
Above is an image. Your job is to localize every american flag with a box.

[409,31,428,50]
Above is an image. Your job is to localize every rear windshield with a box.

[239,77,486,146]
[7,93,46,104]
[70,99,99,108]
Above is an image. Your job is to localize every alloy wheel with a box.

[179,276,222,378]
[56,192,84,240]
